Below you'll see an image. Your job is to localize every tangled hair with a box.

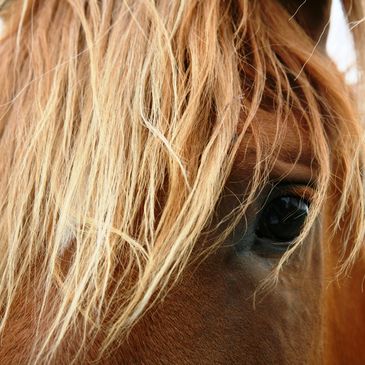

[0,0,364,362]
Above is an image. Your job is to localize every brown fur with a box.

[0,0,364,363]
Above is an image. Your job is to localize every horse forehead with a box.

[235,109,315,179]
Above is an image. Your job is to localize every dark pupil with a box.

[257,196,309,242]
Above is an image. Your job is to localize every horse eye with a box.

[256,196,310,244]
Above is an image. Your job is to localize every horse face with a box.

[0,0,364,364]
[123,111,323,364]
[118,2,363,364]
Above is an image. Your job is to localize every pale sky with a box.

[326,0,357,83]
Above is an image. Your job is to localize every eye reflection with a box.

[255,195,310,245]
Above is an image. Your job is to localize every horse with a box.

[0,0,364,363]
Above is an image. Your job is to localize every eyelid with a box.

[268,177,317,189]
[261,181,315,210]
[276,184,315,203]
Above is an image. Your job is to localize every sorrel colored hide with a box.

[0,0,364,364]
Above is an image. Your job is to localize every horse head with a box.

[0,0,364,363]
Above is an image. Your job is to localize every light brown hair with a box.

[0,0,364,363]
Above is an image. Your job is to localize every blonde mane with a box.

[0,0,364,363]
